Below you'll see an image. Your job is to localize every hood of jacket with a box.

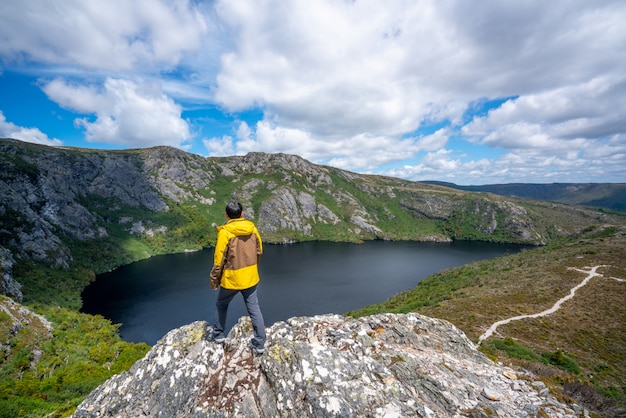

[218,218,257,236]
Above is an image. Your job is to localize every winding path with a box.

[477,265,623,345]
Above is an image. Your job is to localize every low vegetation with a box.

[349,225,626,416]
[0,298,149,417]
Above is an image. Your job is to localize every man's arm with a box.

[209,229,228,290]
[254,227,263,264]
[209,262,224,290]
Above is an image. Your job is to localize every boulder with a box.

[72,313,582,417]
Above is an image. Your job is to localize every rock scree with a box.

[71,313,584,417]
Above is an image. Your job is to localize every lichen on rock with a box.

[72,313,582,417]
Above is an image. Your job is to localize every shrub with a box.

[491,338,545,363]
[543,350,580,375]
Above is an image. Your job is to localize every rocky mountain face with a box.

[0,296,53,344]
[2,137,619,304]
[71,313,584,417]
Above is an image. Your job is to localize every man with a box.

[209,201,266,354]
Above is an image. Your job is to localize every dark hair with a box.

[225,201,243,219]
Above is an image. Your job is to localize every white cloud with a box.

[0,0,208,71]
[205,0,626,182]
[458,75,626,179]
[463,76,626,143]
[43,78,191,148]
[385,144,626,185]
[0,111,62,146]
[213,1,626,134]
[204,120,449,172]
[203,135,235,156]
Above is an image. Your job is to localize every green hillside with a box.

[349,225,626,416]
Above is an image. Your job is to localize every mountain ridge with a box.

[422,181,626,212]
[3,136,621,298]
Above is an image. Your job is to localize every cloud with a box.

[463,76,626,143]
[214,0,435,138]
[42,78,192,148]
[384,141,626,185]
[213,1,626,135]
[0,0,208,71]
[204,121,449,172]
[458,75,626,178]
[0,111,62,146]
[204,0,626,183]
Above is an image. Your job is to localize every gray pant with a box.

[212,285,266,347]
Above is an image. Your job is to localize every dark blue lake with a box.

[81,240,527,345]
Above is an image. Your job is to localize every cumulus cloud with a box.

[463,76,626,146]
[0,0,208,71]
[42,78,192,148]
[0,111,62,146]
[204,0,626,182]
[214,0,434,138]
[204,120,449,172]
[213,1,625,135]
[384,143,625,185]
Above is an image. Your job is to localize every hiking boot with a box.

[211,334,225,344]
[249,339,264,355]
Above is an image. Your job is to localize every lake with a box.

[81,240,528,345]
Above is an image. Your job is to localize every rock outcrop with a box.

[72,313,583,417]
[0,246,22,301]
[0,296,53,366]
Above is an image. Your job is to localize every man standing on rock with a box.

[209,201,266,354]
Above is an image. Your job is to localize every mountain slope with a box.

[2,137,623,309]
[424,181,626,211]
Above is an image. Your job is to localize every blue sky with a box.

[1,1,625,185]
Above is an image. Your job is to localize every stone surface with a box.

[72,313,583,417]
[0,246,22,301]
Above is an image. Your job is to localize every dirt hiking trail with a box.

[477,265,624,346]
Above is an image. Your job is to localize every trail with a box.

[477,265,622,345]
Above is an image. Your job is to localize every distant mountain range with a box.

[423,181,626,212]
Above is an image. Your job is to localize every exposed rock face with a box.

[258,188,340,237]
[0,296,53,368]
[0,246,22,301]
[72,313,582,417]
[0,139,169,268]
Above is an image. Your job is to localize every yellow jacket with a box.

[209,218,263,290]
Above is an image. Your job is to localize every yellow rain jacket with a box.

[209,218,263,290]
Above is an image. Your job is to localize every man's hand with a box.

[209,264,222,290]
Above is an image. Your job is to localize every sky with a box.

[1,1,625,185]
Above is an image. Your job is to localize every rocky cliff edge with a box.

[71,313,583,417]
